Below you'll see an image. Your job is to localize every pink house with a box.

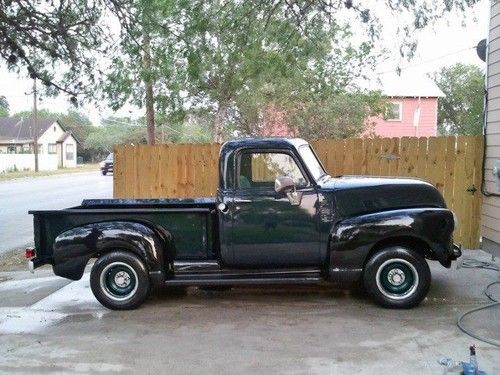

[368,75,445,137]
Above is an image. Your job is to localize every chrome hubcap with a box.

[99,262,139,302]
[388,268,406,286]
[375,258,419,300]
[114,271,131,288]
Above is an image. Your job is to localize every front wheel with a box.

[90,251,151,310]
[363,246,431,309]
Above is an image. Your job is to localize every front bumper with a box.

[451,243,462,260]
[438,243,462,268]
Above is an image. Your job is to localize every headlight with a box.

[452,211,459,229]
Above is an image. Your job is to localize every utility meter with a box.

[494,160,500,189]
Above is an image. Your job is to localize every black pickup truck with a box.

[27,138,461,310]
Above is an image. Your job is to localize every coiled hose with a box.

[456,258,500,347]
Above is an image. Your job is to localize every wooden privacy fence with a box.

[114,136,484,248]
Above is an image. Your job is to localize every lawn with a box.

[0,164,99,182]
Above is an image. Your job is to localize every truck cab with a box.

[28,138,461,310]
[218,138,324,268]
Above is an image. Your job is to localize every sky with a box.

[0,0,490,126]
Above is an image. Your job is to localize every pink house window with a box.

[385,101,402,121]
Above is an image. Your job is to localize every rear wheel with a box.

[363,246,431,309]
[90,251,150,310]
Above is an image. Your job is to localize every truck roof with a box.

[221,137,309,151]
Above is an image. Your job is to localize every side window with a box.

[238,152,307,189]
[385,101,402,121]
[66,144,74,160]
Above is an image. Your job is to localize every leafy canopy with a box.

[84,117,147,152]
[431,63,484,136]
[0,0,482,141]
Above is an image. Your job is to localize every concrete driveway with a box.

[0,251,498,374]
[0,171,112,255]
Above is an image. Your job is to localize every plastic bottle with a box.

[462,345,487,375]
[438,357,463,374]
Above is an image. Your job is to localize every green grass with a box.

[0,164,100,182]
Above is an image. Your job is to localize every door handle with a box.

[234,198,252,203]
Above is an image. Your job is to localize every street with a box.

[0,251,498,374]
[0,172,112,255]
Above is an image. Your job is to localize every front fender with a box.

[328,208,455,282]
[52,221,172,281]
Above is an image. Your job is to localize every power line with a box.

[375,46,476,76]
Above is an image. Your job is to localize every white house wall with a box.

[62,137,77,168]
[0,154,58,173]
[38,122,66,155]
[0,121,78,171]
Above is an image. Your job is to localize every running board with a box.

[164,275,322,286]
[174,261,322,277]
[168,261,324,286]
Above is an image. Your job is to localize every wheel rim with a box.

[375,258,419,300]
[100,262,139,301]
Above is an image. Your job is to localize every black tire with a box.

[90,251,151,310]
[101,170,107,176]
[363,246,431,309]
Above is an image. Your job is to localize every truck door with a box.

[229,149,320,267]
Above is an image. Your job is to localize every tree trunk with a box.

[214,103,227,143]
[143,32,155,145]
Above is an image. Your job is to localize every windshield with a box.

[106,153,113,162]
[298,145,325,181]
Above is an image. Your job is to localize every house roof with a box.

[377,74,445,98]
[57,131,73,143]
[0,117,59,143]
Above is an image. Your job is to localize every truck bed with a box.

[30,198,218,268]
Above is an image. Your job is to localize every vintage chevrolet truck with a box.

[27,138,461,310]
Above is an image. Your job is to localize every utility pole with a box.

[32,78,39,172]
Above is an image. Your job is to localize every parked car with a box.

[27,138,461,310]
[100,153,113,175]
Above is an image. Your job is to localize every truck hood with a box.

[317,175,446,217]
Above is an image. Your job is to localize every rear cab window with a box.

[237,151,307,189]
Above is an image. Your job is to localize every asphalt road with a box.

[0,251,498,374]
[0,172,112,255]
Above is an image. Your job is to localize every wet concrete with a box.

[0,251,498,374]
[0,171,112,255]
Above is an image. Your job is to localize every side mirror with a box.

[274,176,295,193]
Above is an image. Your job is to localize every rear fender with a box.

[328,208,455,283]
[52,221,173,282]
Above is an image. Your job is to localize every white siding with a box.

[483,1,500,253]
[38,121,66,156]
[0,154,58,172]
[62,137,77,168]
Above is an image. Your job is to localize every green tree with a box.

[0,95,8,116]
[100,0,481,143]
[431,63,484,136]
[100,0,185,145]
[85,117,147,153]
[0,0,120,101]
[284,92,387,140]
[1,1,480,141]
